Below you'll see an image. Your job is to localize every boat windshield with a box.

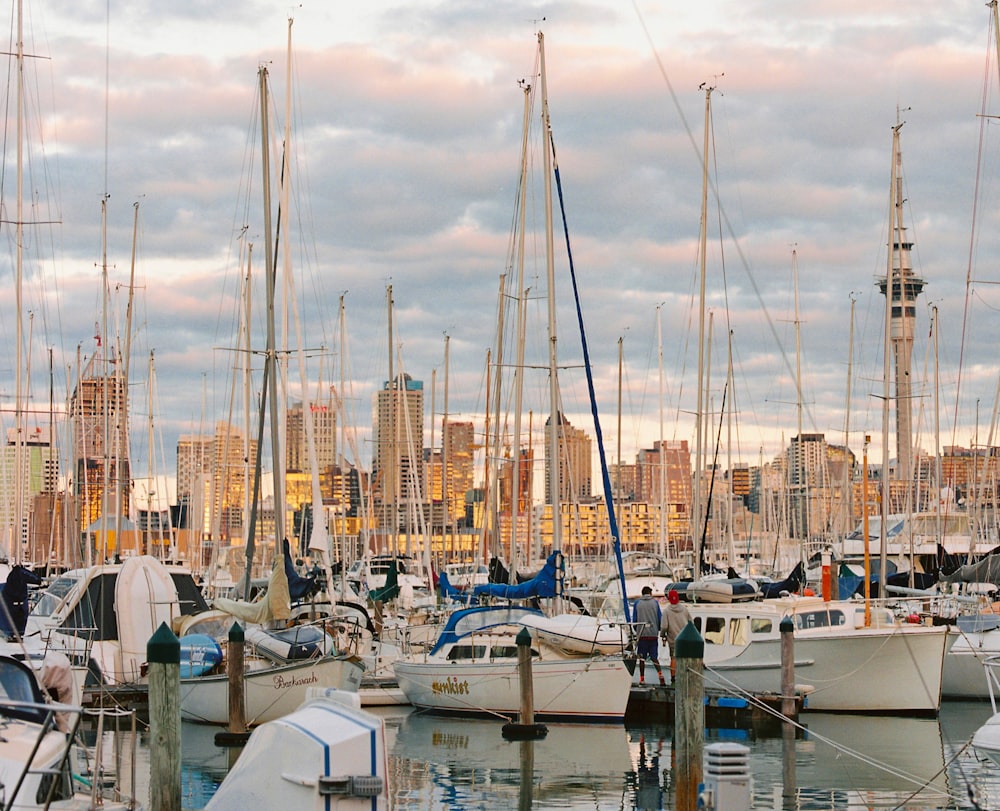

[31,574,82,617]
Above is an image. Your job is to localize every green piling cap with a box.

[780,617,794,633]
[516,627,532,646]
[229,622,245,643]
[147,622,180,664]
[674,620,704,659]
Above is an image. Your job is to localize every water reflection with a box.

[175,703,1000,810]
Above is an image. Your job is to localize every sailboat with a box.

[177,37,364,725]
[392,32,633,722]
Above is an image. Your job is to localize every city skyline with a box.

[1,1,999,516]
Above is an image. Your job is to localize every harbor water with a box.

[131,700,1000,810]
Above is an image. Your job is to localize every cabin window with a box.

[702,617,726,645]
[751,619,772,635]
[795,610,846,630]
[490,646,520,658]
[729,618,749,646]
[447,645,486,660]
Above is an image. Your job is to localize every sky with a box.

[2,0,1000,510]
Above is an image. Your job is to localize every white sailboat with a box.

[393,31,633,721]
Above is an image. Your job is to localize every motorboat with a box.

[27,555,209,688]
[205,688,388,810]
[393,605,632,722]
[684,594,951,714]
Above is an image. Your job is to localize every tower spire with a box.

[877,119,925,494]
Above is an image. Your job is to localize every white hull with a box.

[180,655,365,725]
[687,597,950,714]
[942,624,1000,699]
[973,714,1000,766]
[358,676,409,706]
[394,656,632,721]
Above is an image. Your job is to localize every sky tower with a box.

[877,121,925,490]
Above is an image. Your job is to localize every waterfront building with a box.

[176,422,257,551]
[543,412,592,504]
[285,395,337,473]
[70,353,130,560]
[372,373,424,536]
[0,426,60,563]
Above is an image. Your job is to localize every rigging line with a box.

[701,667,958,802]
[632,3,820,435]
[953,8,997,455]
[550,143,629,624]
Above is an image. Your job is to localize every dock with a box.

[625,683,804,731]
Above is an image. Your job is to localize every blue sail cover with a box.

[438,571,479,605]
[472,551,562,601]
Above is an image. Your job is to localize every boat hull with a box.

[393,656,632,721]
[179,655,365,725]
[687,598,950,714]
[706,626,947,713]
[942,626,999,699]
[973,714,1000,765]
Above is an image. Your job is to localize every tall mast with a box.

[693,82,714,572]
[12,0,25,560]
[510,78,532,568]
[657,304,667,558]
[539,30,561,556]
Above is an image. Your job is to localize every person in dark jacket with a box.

[633,585,666,685]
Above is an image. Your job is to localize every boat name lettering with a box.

[431,677,470,696]
[272,671,320,690]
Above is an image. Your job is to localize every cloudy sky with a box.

[2,0,999,508]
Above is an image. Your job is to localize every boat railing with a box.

[983,655,1000,716]
[0,695,143,808]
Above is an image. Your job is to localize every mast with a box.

[693,82,714,572]
[878,123,902,589]
[510,78,532,570]
[441,334,450,557]
[615,335,623,548]
[842,293,856,541]
[792,248,805,549]
[540,30,561,557]
[657,304,667,559]
[12,0,25,561]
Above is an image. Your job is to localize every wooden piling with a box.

[780,617,795,718]
[147,622,181,811]
[502,627,547,740]
[215,622,251,747]
[674,621,703,811]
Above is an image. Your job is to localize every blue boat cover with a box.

[428,605,546,655]
[472,551,562,601]
[438,571,479,605]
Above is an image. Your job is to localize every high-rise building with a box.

[0,426,59,561]
[635,439,692,551]
[543,412,592,504]
[71,353,130,550]
[285,394,337,473]
[176,422,256,543]
[373,373,424,530]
